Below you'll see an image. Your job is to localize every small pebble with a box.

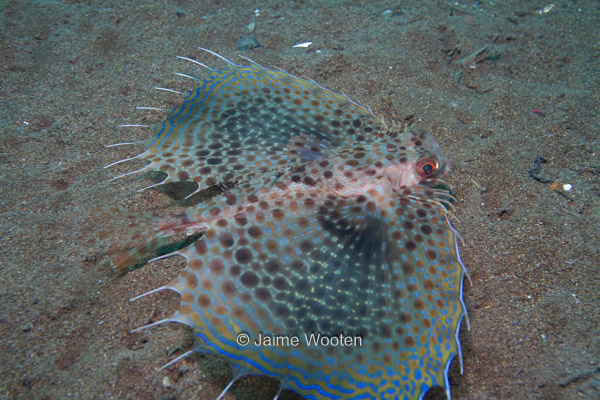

[237,34,261,51]
[163,376,175,389]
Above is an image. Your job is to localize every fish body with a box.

[107,50,467,400]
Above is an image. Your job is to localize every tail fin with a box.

[93,207,206,272]
[111,235,171,270]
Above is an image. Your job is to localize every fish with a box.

[104,48,469,400]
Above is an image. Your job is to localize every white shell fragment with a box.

[293,41,312,48]
[537,4,555,14]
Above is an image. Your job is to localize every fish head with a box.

[382,127,451,191]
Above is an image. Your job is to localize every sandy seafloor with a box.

[1,0,599,399]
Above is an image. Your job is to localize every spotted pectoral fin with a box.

[115,55,387,195]
[160,187,466,399]
[163,190,377,393]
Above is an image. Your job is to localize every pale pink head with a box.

[382,127,451,191]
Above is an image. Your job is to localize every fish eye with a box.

[416,157,439,177]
